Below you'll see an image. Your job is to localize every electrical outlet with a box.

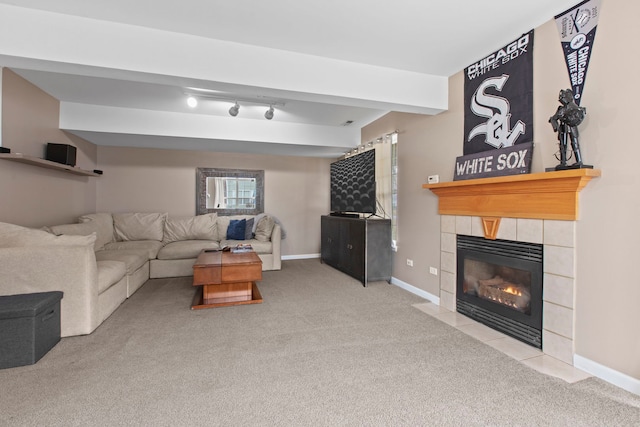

[406,259,414,267]
[427,175,440,184]
[429,267,438,275]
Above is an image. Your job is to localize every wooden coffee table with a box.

[191,250,263,309]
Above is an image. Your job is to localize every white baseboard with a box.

[281,253,320,261]
[574,354,640,396]
[390,277,440,305]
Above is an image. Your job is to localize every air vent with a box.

[457,235,542,263]
[457,300,542,348]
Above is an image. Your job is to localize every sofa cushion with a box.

[163,214,217,244]
[95,249,148,275]
[157,240,220,260]
[113,212,167,242]
[0,227,97,249]
[221,239,272,254]
[104,240,164,260]
[96,260,127,294]
[254,215,276,242]
[227,219,246,240]
[0,222,33,235]
[78,213,114,251]
[47,222,103,250]
[244,218,254,240]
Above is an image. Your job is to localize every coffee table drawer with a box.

[221,263,262,283]
[203,282,252,304]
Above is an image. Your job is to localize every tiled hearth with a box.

[440,214,577,363]
[414,299,592,383]
[423,214,592,382]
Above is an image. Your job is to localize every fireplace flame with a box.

[503,285,522,297]
[475,276,530,313]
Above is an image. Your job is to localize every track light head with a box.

[228,102,240,117]
[264,106,275,120]
[186,96,198,108]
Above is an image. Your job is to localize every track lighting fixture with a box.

[264,106,274,120]
[184,91,284,119]
[363,130,400,148]
[342,131,400,159]
[228,102,240,117]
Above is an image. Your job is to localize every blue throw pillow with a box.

[227,219,246,240]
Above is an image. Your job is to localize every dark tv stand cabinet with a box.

[321,215,392,286]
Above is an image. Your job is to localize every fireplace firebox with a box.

[456,235,543,348]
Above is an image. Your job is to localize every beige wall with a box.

[95,146,331,256]
[0,70,331,256]
[362,103,462,298]
[570,2,640,381]
[363,3,639,380]
[0,69,97,227]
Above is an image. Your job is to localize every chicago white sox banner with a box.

[555,0,601,105]
[457,31,534,180]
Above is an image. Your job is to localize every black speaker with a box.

[46,143,77,166]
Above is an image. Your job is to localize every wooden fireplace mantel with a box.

[422,169,601,221]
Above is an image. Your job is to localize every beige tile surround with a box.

[435,215,589,380]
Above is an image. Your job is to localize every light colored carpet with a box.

[1,259,639,426]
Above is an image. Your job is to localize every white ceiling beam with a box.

[0,4,448,114]
[59,103,361,149]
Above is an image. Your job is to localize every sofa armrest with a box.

[270,223,282,270]
[0,246,99,337]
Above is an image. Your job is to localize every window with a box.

[224,177,256,209]
[390,132,398,249]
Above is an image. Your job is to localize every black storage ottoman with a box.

[0,291,63,369]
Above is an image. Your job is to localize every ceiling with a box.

[0,0,580,158]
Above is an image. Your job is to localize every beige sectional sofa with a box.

[0,212,281,337]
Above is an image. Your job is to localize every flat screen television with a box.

[330,150,376,214]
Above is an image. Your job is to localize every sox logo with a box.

[467,74,525,149]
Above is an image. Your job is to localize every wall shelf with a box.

[422,169,601,220]
[0,153,100,177]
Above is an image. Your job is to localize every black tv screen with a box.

[330,150,376,214]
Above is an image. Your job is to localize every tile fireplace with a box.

[456,235,543,348]
[423,169,601,365]
[440,216,575,364]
